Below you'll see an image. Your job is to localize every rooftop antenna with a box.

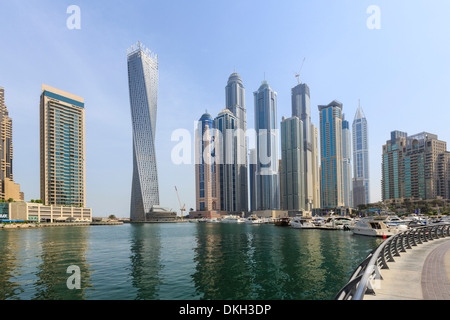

[295,58,306,85]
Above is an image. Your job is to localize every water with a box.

[0,223,383,300]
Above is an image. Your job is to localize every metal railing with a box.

[335,223,450,300]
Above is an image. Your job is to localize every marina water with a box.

[0,223,383,300]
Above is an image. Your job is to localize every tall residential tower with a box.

[291,83,314,211]
[352,103,370,207]
[342,115,352,208]
[195,112,220,215]
[254,80,280,211]
[225,72,248,213]
[318,100,344,209]
[40,85,85,207]
[127,42,160,221]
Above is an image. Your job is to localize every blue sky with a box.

[1,0,449,217]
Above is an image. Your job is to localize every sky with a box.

[1,0,450,218]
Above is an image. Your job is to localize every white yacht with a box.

[384,215,408,227]
[245,215,264,224]
[291,217,315,229]
[323,216,353,229]
[312,217,326,227]
[352,217,402,237]
[221,215,244,223]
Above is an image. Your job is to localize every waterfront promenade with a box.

[365,237,450,300]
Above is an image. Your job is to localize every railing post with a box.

[403,231,411,250]
[392,235,401,256]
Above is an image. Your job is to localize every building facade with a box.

[342,115,353,208]
[254,80,280,211]
[127,42,160,221]
[318,100,344,209]
[291,83,314,211]
[249,148,257,213]
[40,85,85,207]
[311,124,321,209]
[6,202,92,223]
[0,87,23,201]
[214,109,238,213]
[382,131,449,201]
[280,116,305,213]
[352,103,370,207]
[225,72,248,213]
[194,113,220,217]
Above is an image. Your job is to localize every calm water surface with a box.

[0,223,383,300]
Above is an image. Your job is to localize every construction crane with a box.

[174,186,186,221]
[295,58,306,85]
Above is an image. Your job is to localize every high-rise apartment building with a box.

[225,72,248,213]
[352,103,370,207]
[254,80,280,210]
[342,115,352,208]
[127,42,160,221]
[214,109,238,213]
[40,85,85,207]
[318,100,344,209]
[291,83,314,210]
[249,148,257,213]
[311,124,321,209]
[195,112,220,213]
[280,116,305,212]
[0,87,23,201]
[382,131,449,201]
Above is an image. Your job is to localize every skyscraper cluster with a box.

[194,73,250,218]
[193,72,371,218]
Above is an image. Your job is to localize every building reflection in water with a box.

[0,230,26,299]
[128,224,163,300]
[190,224,380,300]
[32,227,92,300]
[0,227,92,300]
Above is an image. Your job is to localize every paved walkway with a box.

[365,237,450,300]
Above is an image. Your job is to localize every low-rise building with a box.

[4,201,92,223]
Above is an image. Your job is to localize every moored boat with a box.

[273,217,291,226]
[245,215,264,224]
[221,215,244,223]
[290,217,315,229]
[351,217,401,237]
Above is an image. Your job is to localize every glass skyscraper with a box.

[195,112,220,214]
[342,115,352,208]
[214,109,238,213]
[225,72,248,213]
[352,103,370,207]
[280,116,305,212]
[127,42,160,221]
[318,100,344,209]
[254,80,280,211]
[40,85,85,207]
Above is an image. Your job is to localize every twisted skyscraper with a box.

[127,42,160,221]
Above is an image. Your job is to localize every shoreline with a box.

[0,221,125,229]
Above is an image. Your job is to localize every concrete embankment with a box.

[1,221,124,229]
